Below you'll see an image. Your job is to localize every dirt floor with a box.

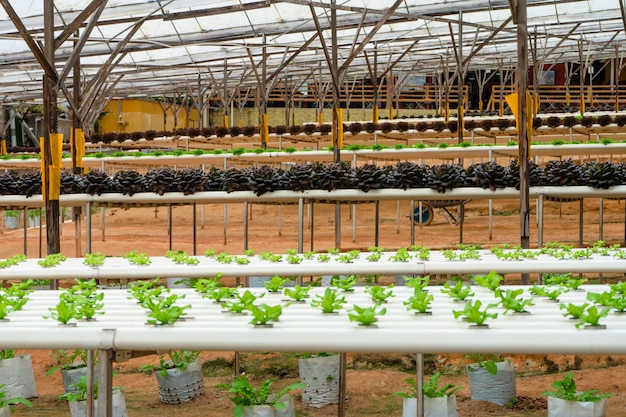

[2,194,626,416]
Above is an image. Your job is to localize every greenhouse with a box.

[1,1,626,417]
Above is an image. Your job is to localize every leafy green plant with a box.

[74,292,105,320]
[403,289,434,314]
[316,254,331,262]
[366,252,382,262]
[216,252,234,264]
[586,290,616,307]
[248,303,283,326]
[331,275,358,292]
[218,374,304,417]
[440,280,474,301]
[473,270,503,291]
[541,372,614,402]
[83,252,106,267]
[165,250,199,265]
[221,290,263,314]
[465,354,504,375]
[286,254,303,264]
[122,250,151,265]
[283,285,311,302]
[263,276,290,292]
[45,350,89,376]
[529,285,569,301]
[206,287,238,303]
[310,288,347,314]
[575,305,610,329]
[348,304,386,326]
[394,373,462,398]
[0,383,32,411]
[44,298,76,325]
[138,350,200,377]
[37,253,67,268]
[365,284,395,305]
[409,245,430,260]
[389,247,412,262]
[402,275,430,291]
[0,254,27,269]
[452,300,498,326]
[495,288,535,314]
[559,302,590,320]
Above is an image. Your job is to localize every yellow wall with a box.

[98,99,200,133]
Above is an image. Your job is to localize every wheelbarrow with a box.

[412,200,471,226]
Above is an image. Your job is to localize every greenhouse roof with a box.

[0,0,624,105]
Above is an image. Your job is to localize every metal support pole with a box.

[168,205,173,251]
[375,201,380,247]
[96,348,113,417]
[352,204,356,243]
[243,202,249,251]
[192,203,197,256]
[298,198,304,254]
[310,202,315,252]
[579,199,584,247]
[338,352,347,417]
[488,199,493,241]
[599,197,603,241]
[416,353,424,417]
[22,207,27,256]
[86,202,92,253]
[538,194,544,248]
[87,350,95,417]
[410,200,415,246]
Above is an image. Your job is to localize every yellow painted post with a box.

[40,136,46,203]
[580,93,585,114]
[388,106,393,120]
[263,113,269,146]
[0,139,6,155]
[222,115,229,128]
[373,107,379,124]
[49,133,63,200]
[566,92,570,106]
[73,128,85,170]
[337,108,344,149]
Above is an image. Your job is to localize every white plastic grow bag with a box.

[402,396,459,417]
[548,396,607,417]
[68,389,128,417]
[154,356,204,404]
[466,361,516,406]
[0,355,38,399]
[298,354,340,407]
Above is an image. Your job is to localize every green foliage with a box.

[403,289,434,314]
[83,252,106,267]
[348,304,386,326]
[0,350,16,360]
[138,350,200,377]
[37,253,67,268]
[394,373,462,398]
[310,288,346,314]
[440,280,474,301]
[473,270,503,291]
[453,300,498,326]
[466,354,504,375]
[331,275,358,292]
[575,305,610,329]
[0,383,32,410]
[122,250,151,265]
[263,276,290,292]
[218,374,304,417]
[495,288,535,314]
[389,247,412,262]
[529,285,569,300]
[0,254,27,269]
[248,303,283,326]
[541,372,614,402]
[165,250,200,265]
[221,290,263,314]
[46,350,89,376]
[206,287,238,303]
[283,285,311,302]
[44,298,76,324]
[365,284,395,305]
[402,275,430,291]
[559,302,589,320]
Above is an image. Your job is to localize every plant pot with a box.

[466,361,516,406]
[62,367,98,394]
[402,396,459,417]
[68,389,128,417]
[298,354,340,408]
[241,395,296,417]
[0,405,9,417]
[0,354,38,399]
[547,396,607,417]
[154,356,204,404]
[3,216,17,230]
[28,217,40,228]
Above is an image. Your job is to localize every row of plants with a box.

[3,241,626,272]
[81,113,626,145]
[1,158,626,197]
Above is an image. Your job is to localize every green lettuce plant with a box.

[541,372,614,402]
[310,288,346,314]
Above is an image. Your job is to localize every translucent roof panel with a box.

[0,0,622,106]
